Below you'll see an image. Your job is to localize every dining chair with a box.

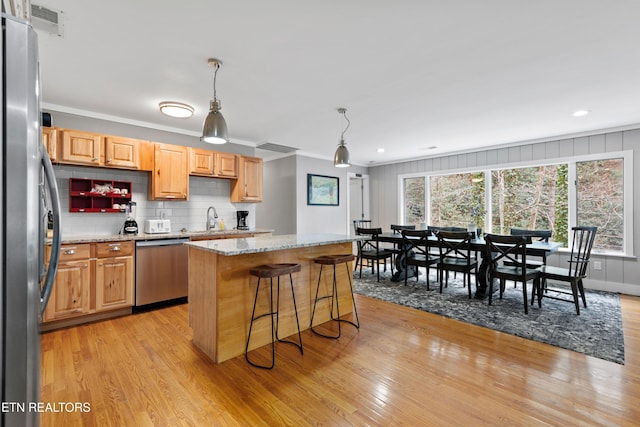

[390,224,416,271]
[356,227,395,282]
[401,229,438,289]
[504,228,553,288]
[534,226,597,315]
[484,234,541,314]
[435,230,477,298]
[353,220,373,271]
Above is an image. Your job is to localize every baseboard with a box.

[583,279,640,296]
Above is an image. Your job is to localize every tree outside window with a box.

[430,172,485,229]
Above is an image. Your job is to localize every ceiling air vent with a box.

[256,142,298,153]
[30,4,64,37]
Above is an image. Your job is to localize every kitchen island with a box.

[185,233,359,363]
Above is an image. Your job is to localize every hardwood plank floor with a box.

[41,294,640,426]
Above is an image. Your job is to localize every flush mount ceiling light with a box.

[201,58,228,144]
[159,101,194,118]
[573,109,591,117]
[334,108,351,168]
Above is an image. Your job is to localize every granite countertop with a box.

[184,233,361,256]
[54,228,274,244]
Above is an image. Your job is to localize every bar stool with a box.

[310,254,360,339]
[245,263,303,369]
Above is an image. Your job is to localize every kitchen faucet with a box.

[206,206,219,231]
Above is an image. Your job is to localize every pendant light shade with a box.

[202,100,228,144]
[202,58,229,144]
[334,108,351,168]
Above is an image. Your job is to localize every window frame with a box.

[397,150,633,257]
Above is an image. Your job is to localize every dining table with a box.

[376,231,562,299]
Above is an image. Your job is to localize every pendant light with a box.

[334,108,351,168]
[201,58,228,144]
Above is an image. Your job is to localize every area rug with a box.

[353,270,625,364]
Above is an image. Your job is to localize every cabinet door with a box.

[189,148,214,176]
[232,156,262,202]
[104,136,140,169]
[59,129,102,166]
[95,256,134,311]
[43,260,91,322]
[42,127,57,161]
[151,143,189,200]
[215,152,238,178]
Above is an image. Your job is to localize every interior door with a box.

[349,174,370,234]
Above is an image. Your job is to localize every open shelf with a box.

[69,178,132,213]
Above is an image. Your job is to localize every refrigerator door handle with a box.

[40,149,61,314]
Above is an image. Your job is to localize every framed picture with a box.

[307,174,339,206]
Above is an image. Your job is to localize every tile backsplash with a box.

[53,165,256,237]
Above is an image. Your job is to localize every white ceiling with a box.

[34,0,640,166]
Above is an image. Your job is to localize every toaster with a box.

[144,219,171,234]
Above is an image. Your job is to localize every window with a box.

[399,151,632,255]
[403,177,424,225]
[576,159,624,252]
[430,172,485,229]
[491,165,568,246]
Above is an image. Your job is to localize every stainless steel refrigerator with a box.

[1,13,61,427]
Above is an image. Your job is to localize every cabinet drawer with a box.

[95,241,134,258]
[55,244,91,262]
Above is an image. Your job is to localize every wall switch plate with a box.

[157,209,171,219]
[593,261,602,270]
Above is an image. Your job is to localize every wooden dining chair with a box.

[534,226,597,315]
[435,230,477,298]
[401,229,438,289]
[483,234,541,314]
[356,227,395,282]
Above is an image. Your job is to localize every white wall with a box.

[295,155,369,235]
[368,128,640,295]
[256,155,297,235]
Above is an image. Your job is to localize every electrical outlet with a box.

[593,261,602,271]
[157,209,171,219]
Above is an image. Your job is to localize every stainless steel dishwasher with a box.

[135,238,190,306]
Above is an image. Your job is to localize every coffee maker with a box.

[123,201,138,235]
[236,210,249,230]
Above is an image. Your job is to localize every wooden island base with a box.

[188,240,355,363]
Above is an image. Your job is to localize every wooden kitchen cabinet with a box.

[43,244,92,322]
[104,136,140,169]
[189,147,215,176]
[58,129,103,166]
[216,152,238,178]
[95,241,134,311]
[42,127,57,161]
[189,148,238,178]
[231,156,263,202]
[150,142,189,200]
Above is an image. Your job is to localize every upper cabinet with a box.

[216,152,238,178]
[58,129,102,166]
[150,143,189,200]
[189,148,215,176]
[104,136,140,170]
[189,148,238,178]
[231,156,263,202]
[42,127,57,161]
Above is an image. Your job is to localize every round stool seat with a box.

[314,254,356,265]
[250,263,301,278]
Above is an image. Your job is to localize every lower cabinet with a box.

[95,242,134,311]
[43,244,92,322]
[43,241,134,325]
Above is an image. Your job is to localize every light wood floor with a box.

[41,294,640,426]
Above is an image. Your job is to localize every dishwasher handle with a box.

[136,238,190,248]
